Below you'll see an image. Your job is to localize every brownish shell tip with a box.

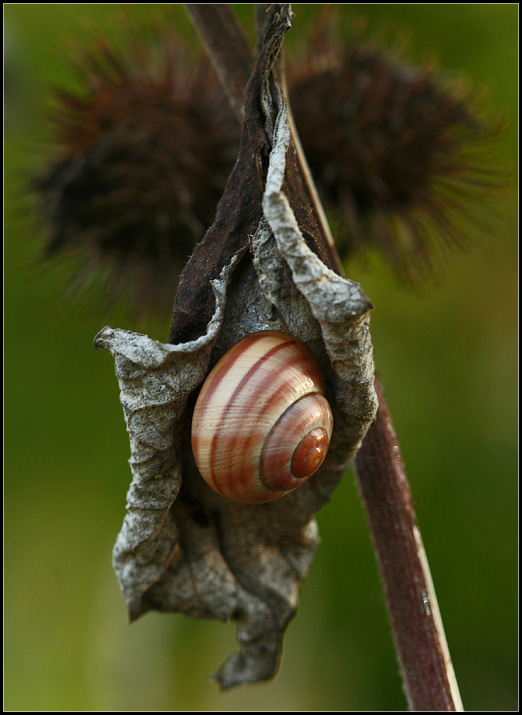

[291,427,330,479]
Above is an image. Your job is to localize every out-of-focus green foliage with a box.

[4,4,517,711]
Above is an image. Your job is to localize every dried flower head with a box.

[33,8,503,322]
[288,21,502,283]
[34,13,239,317]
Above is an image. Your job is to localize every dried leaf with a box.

[95,6,377,689]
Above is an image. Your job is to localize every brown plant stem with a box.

[183,3,463,710]
[184,4,253,121]
[355,378,463,711]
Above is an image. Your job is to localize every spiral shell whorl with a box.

[191,331,333,503]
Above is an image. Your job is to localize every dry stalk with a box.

[183,4,464,710]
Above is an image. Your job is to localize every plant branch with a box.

[183,4,463,710]
[355,378,463,710]
[184,4,253,121]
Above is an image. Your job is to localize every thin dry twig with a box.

[183,3,464,710]
[355,379,463,710]
[184,4,253,121]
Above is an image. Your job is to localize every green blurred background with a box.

[4,3,518,711]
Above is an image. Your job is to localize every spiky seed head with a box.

[288,23,502,283]
[34,13,239,317]
[33,9,503,322]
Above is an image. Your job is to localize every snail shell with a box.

[191,331,333,504]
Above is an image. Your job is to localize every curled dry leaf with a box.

[94,6,378,689]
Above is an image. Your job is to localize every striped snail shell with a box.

[191,331,334,504]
